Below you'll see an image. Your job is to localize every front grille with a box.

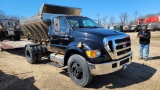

[115,37,130,43]
[117,48,131,56]
[103,35,131,60]
[116,43,130,49]
[108,41,113,52]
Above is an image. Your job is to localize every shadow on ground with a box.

[0,70,38,90]
[149,56,160,60]
[3,49,157,89]
[4,48,25,57]
[4,48,51,64]
[60,62,156,89]
[86,62,157,89]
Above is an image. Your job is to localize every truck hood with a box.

[75,28,125,37]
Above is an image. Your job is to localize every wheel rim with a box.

[71,62,83,79]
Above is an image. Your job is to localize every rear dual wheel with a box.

[25,46,37,64]
[25,45,42,64]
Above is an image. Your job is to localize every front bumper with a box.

[88,52,132,75]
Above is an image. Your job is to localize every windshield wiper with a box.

[73,26,85,29]
[85,26,100,28]
[73,26,100,29]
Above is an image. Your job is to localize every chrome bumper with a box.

[88,52,132,75]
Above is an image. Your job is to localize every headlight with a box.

[86,50,101,58]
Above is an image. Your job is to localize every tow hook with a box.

[123,64,127,69]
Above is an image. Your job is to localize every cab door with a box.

[50,17,70,53]
[59,17,70,47]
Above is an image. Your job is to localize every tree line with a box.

[97,10,160,27]
[0,10,20,20]
[1,9,160,27]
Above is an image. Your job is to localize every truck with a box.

[147,23,158,31]
[128,25,137,32]
[0,19,21,41]
[20,4,133,86]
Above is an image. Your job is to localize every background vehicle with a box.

[20,4,132,86]
[0,19,21,41]
[128,25,137,32]
[147,23,158,31]
[123,26,129,32]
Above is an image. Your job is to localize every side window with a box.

[59,18,67,34]
[83,20,94,27]
[68,20,79,28]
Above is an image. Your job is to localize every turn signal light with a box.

[86,50,101,58]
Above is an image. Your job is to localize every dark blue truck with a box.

[20,4,132,86]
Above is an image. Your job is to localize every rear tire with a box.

[14,35,20,41]
[0,31,4,41]
[67,54,92,87]
[36,46,42,61]
[0,35,3,41]
[25,46,37,64]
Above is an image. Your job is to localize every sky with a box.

[0,0,160,22]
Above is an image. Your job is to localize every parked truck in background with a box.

[0,19,21,41]
[147,23,158,31]
[20,4,133,86]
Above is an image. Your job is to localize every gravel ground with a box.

[0,31,160,90]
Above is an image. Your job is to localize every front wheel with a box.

[67,54,92,87]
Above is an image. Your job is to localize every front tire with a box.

[67,54,92,87]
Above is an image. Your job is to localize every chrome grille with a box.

[103,34,131,60]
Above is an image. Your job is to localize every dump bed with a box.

[20,3,81,41]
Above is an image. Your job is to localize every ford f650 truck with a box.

[20,4,133,86]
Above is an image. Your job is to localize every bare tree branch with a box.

[119,12,128,26]
[101,16,107,27]
[110,15,115,26]
[0,10,7,19]
[97,13,100,25]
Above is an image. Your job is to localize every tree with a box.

[110,15,115,26]
[133,10,139,21]
[101,16,107,27]
[97,13,100,25]
[0,10,19,20]
[129,10,140,25]
[0,10,7,19]
[119,12,128,26]
[9,15,20,20]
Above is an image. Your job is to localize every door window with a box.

[59,18,67,34]
[83,20,95,27]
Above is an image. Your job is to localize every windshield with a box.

[66,17,102,29]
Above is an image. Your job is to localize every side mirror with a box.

[54,18,60,34]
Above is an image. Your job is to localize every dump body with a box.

[20,3,81,41]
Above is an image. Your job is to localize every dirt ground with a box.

[0,32,160,90]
